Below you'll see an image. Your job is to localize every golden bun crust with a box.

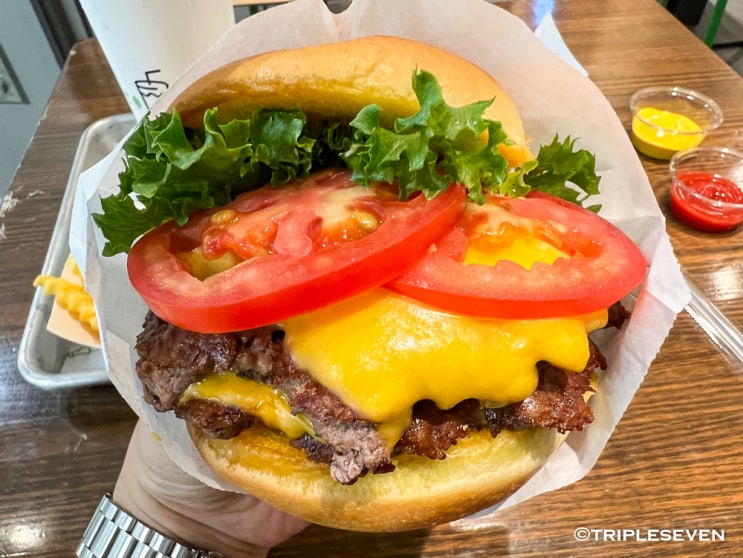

[189,423,565,532]
[172,35,532,166]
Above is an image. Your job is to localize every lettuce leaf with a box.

[341,71,510,204]
[93,70,601,256]
[521,135,601,210]
[93,109,316,256]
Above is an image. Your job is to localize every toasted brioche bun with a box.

[171,35,532,167]
[189,422,565,532]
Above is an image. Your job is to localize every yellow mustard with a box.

[631,107,703,160]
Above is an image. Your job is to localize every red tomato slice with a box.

[127,170,465,333]
[387,191,647,319]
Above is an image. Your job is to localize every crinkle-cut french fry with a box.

[67,256,84,283]
[33,275,99,335]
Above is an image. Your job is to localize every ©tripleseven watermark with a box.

[574,527,725,543]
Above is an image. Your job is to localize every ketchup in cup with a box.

[669,147,743,233]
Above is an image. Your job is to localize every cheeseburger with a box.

[94,36,646,531]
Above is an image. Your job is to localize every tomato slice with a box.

[127,170,465,333]
[387,191,647,319]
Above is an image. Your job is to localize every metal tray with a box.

[18,113,136,390]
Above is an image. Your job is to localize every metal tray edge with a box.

[17,113,136,390]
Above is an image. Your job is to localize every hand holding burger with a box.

[113,419,308,557]
[93,36,646,531]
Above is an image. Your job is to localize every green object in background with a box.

[704,0,728,47]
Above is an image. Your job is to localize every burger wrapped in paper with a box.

[75,0,687,535]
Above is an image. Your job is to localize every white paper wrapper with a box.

[70,0,689,518]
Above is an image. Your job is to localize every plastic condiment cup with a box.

[630,86,723,160]
[669,147,743,232]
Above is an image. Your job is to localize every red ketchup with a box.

[670,171,743,232]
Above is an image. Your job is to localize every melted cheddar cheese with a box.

[181,374,312,439]
[464,234,567,269]
[282,289,606,425]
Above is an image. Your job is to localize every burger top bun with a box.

[171,35,533,167]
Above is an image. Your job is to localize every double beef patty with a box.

[135,306,625,484]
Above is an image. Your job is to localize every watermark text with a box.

[574,527,725,543]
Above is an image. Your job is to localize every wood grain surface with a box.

[2,1,742,556]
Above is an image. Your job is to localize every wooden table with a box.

[2,1,742,556]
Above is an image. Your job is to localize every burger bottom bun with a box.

[188,423,567,532]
